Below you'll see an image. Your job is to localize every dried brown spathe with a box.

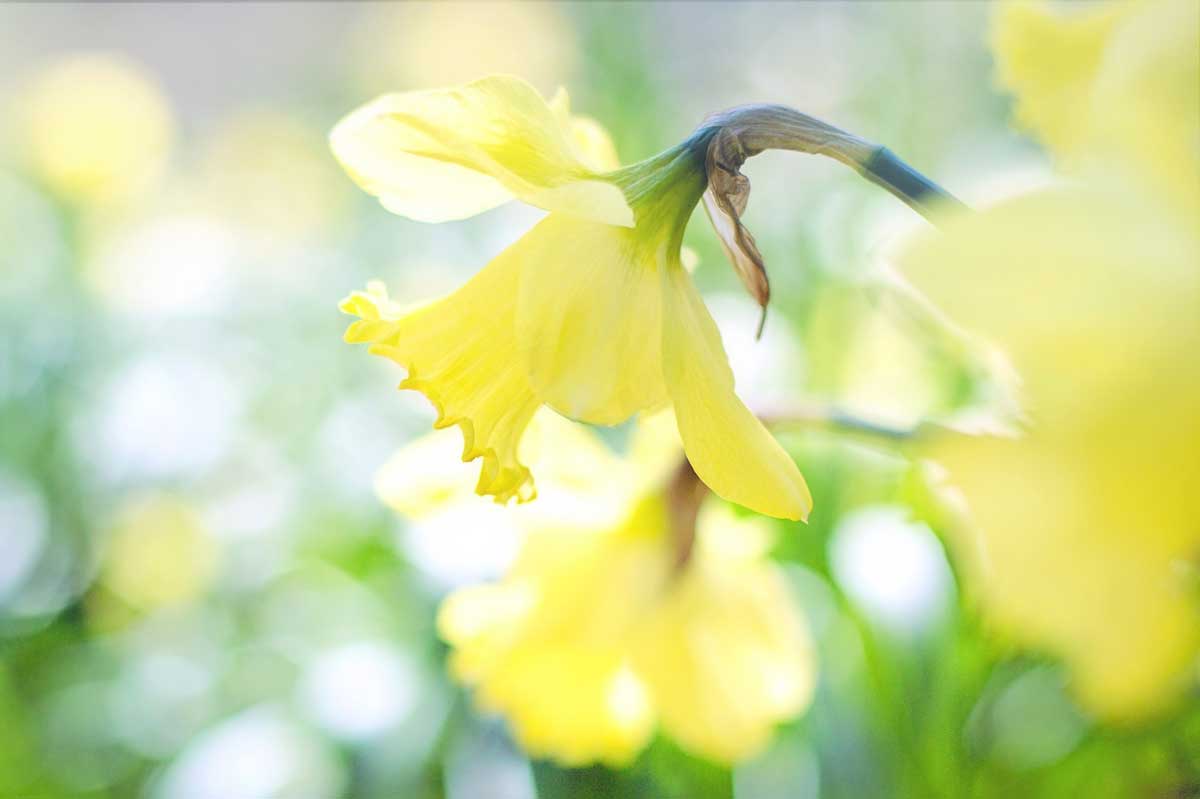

[694,105,963,338]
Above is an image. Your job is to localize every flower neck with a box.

[608,134,714,252]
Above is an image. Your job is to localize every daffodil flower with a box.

[380,410,815,766]
[335,76,957,519]
[903,0,1199,720]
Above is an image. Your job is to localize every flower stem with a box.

[699,104,968,222]
[759,404,926,442]
[858,145,968,220]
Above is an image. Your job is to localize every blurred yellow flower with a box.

[101,495,219,610]
[198,110,349,243]
[348,1,578,96]
[994,0,1199,211]
[392,412,815,766]
[20,53,173,204]
[335,76,811,520]
[903,0,1199,720]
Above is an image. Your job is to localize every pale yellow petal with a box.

[330,75,632,225]
[340,255,541,504]
[899,185,1200,432]
[515,215,669,425]
[439,499,671,766]
[483,647,654,767]
[374,427,479,518]
[992,0,1132,160]
[659,266,812,521]
[548,86,622,172]
[633,510,814,763]
[901,176,1200,720]
[993,0,1199,211]
[1089,0,1200,212]
[931,431,1200,720]
[439,582,536,682]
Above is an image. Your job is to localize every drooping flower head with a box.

[334,76,956,520]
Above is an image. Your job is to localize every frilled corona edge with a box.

[341,282,539,505]
[397,368,536,504]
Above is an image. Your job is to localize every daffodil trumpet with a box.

[335,76,962,519]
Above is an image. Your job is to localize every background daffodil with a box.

[902,0,1199,720]
[379,410,816,767]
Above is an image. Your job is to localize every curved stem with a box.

[698,104,969,223]
[858,146,969,219]
[758,403,926,442]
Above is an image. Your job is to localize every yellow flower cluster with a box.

[903,0,1199,720]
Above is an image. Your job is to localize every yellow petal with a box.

[660,266,812,521]
[485,646,654,767]
[633,506,814,763]
[992,0,1132,160]
[901,178,1200,720]
[931,431,1200,720]
[549,86,623,172]
[1089,0,1200,212]
[438,581,536,682]
[993,0,1199,212]
[439,499,671,766]
[515,215,670,425]
[899,185,1200,431]
[340,259,541,504]
[374,427,479,519]
[330,75,632,226]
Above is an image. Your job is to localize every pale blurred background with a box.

[0,3,1190,798]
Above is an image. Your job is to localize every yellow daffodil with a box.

[381,410,815,766]
[902,0,1199,720]
[335,76,959,520]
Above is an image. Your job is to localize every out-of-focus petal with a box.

[633,506,814,763]
[930,431,1200,720]
[374,427,477,519]
[482,647,654,767]
[899,185,1199,430]
[992,0,1132,160]
[440,499,672,766]
[901,177,1200,720]
[994,0,1199,211]
[1089,0,1200,212]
